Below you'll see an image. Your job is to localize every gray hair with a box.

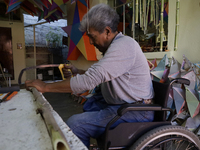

[79,3,119,33]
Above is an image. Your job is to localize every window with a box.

[109,0,168,52]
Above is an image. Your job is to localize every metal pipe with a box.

[33,25,37,79]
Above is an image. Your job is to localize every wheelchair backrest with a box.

[152,80,171,121]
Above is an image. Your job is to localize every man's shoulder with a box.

[114,33,135,43]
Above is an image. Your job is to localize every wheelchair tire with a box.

[129,125,200,150]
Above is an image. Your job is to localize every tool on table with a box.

[0,86,20,93]
[18,63,73,85]
[18,64,60,85]
[0,91,18,103]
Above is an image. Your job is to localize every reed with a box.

[160,0,164,51]
[143,0,146,34]
[135,0,139,23]
[139,0,143,29]
[146,0,150,34]
[150,0,155,23]
[132,0,135,38]
[174,0,180,51]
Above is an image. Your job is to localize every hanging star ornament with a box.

[62,0,97,61]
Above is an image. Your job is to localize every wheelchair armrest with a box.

[117,104,162,116]
[171,78,190,86]
[103,103,173,147]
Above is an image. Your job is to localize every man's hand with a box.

[63,64,79,78]
[25,79,47,93]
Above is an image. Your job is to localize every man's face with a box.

[87,28,109,54]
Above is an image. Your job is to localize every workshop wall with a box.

[169,0,200,63]
[0,18,26,85]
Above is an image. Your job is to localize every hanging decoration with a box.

[61,0,97,61]
[150,54,169,82]
[148,54,200,122]
[115,0,169,52]
[4,0,70,22]
[4,0,97,61]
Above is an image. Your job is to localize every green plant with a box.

[45,28,62,47]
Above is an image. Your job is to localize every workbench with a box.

[0,89,87,150]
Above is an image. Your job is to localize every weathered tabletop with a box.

[0,89,87,150]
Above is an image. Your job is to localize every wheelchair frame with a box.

[94,78,200,150]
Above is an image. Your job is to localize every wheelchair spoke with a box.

[148,137,199,150]
[130,125,200,150]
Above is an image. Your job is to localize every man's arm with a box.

[63,64,85,77]
[25,78,72,93]
[25,64,85,93]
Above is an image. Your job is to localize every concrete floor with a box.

[43,92,83,122]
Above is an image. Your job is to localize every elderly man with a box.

[25,3,154,148]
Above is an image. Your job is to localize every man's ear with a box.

[104,26,112,39]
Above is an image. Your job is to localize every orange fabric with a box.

[83,33,97,61]
[79,90,90,105]
[81,98,87,104]
[77,1,87,21]
[80,91,90,96]
[165,2,169,15]
[67,46,81,60]
[117,22,129,32]
[159,79,165,83]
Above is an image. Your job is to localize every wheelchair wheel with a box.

[129,125,200,150]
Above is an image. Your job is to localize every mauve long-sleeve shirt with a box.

[70,32,154,104]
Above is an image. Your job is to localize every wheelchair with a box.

[92,78,200,150]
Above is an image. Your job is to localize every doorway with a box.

[0,27,14,80]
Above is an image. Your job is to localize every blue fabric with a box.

[66,93,154,148]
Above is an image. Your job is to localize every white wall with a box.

[168,0,200,63]
[144,0,200,64]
